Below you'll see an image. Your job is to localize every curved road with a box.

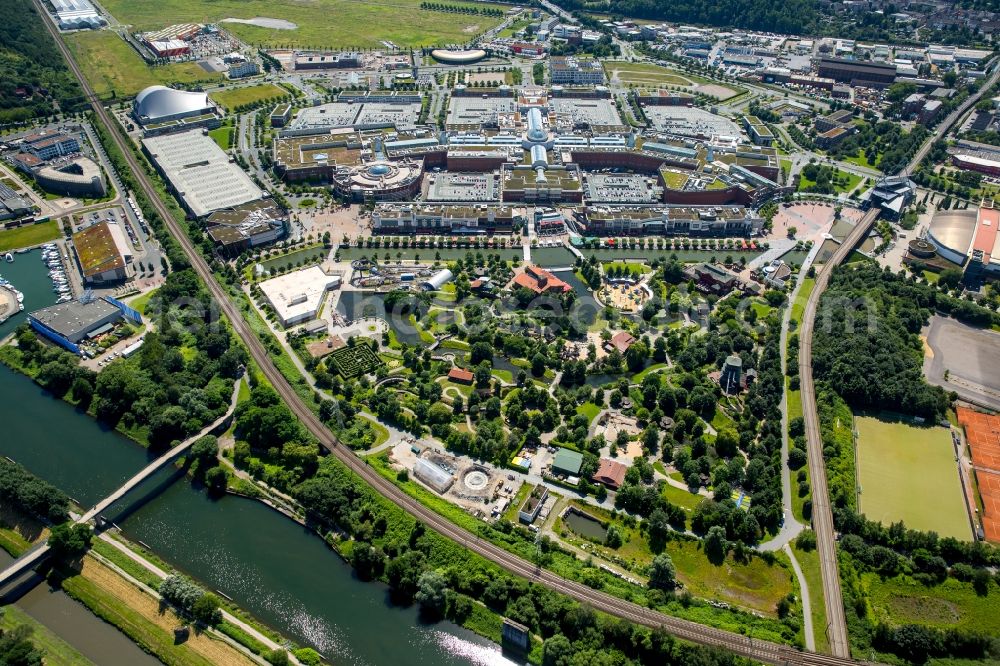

[35,5,870,663]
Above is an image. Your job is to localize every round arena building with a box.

[927,209,977,265]
[430,48,487,65]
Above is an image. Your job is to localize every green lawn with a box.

[66,31,222,99]
[126,288,159,315]
[662,482,704,514]
[602,61,692,87]
[0,604,94,665]
[576,401,602,425]
[210,84,287,111]
[865,574,1000,636]
[632,363,667,383]
[856,416,970,540]
[98,0,507,48]
[790,277,815,325]
[0,221,60,252]
[207,126,233,149]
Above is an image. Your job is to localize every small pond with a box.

[563,508,609,541]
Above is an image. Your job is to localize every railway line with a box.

[33,3,872,662]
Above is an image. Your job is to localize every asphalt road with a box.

[36,6,875,663]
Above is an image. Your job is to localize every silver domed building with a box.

[133,86,214,126]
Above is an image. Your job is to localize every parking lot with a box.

[923,315,1000,410]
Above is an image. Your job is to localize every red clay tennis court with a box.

[957,407,1000,542]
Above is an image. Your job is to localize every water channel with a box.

[0,365,519,666]
[0,248,58,340]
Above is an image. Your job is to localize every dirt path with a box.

[79,559,257,666]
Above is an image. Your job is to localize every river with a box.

[0,365,519,666]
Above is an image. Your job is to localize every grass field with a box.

[856,416,970,540]
[210,84,286,111]
[576,401,602,425]
[66,32,222,99]
[98,0,506,48]
[0,221,60,252]
[208,126,233,150]
[790,277,815,325]
[603,61,693,87]
[864,573,1000,635]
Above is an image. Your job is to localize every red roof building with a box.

[609,330,636,353]
[512,265,571,295]
[448,366,474,384]
[592,459,628,489]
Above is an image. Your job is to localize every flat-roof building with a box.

[258,265,341,327]
[550,57,604,85]
[142,130,263,218]
[72,222,133,284]
[28,296,141,353]
[817,57,897,87]
[206,199,287,256]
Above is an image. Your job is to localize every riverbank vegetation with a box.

[0,458,70,524]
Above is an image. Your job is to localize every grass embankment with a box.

[210,84,287,111]
[0,604,94,666]
[0,221,60,252]
[790,277,815,326]
[59,558,255,666]
[97,0,507,48]
[791,543,829,655]
[65,31,221,99]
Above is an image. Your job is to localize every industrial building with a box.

[72,221,134,284]
[258,265,341,327]
[49,0,105,29]
[28,296,142,353]
[205,199,287,256]
[294,52,361,70]
[816,57,897,88]
[133,86,216,127]
[142,129,263,218]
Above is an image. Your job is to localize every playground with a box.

[856,415,970,540]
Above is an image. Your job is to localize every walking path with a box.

[96,533,300,665]
[783,543,815,652]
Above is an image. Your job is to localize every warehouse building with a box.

[142,129,263,218]
[72,221,134,284]
[816,57,897,88]
[49,0,105,29]
[258,265,341,327]
[28,296,141,353]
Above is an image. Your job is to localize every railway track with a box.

[34,4,871,662]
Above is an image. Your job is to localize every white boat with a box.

[4,253,12,263]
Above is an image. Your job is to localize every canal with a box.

[0,249,58,340]
[0,365,519,666]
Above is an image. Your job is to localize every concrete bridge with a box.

[0,377,242,592]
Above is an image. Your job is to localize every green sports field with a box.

[856,416,970,540]
[98,0,506,49]
[210,84,287,111]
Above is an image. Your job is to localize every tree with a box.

[605,524,623,548]
[0,619,43,666]
[704,525,728,563]
[192,593,223,626]
[648,553,677,590]
[542,634,574,666]
[48,523,91,558]
[647,509,670,553]
[414,570,448,617]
